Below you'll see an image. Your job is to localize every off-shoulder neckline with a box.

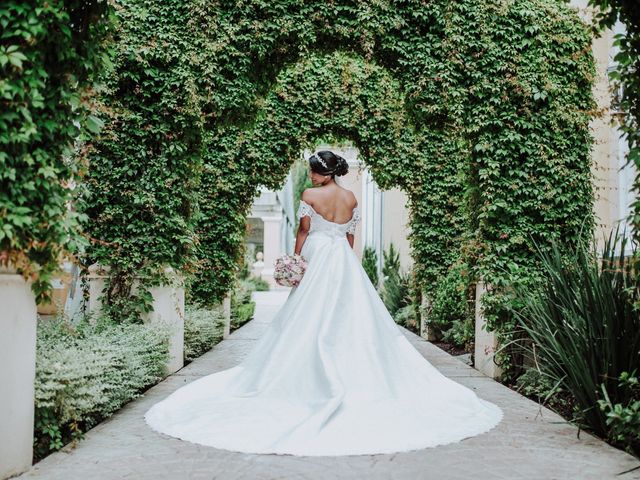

[299,199,359,226]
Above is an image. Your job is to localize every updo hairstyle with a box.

[309,150,349,178]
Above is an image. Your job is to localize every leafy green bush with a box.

[183,306,225,363]
[442,317,474,350]
[234,279,254,305]
[362,246,380,289]
[231,302,256,330]
[381,244,411,317]
[34,316,169,459]
[245,276,270,292]
[230,279,256,330]
[598,371,640,456]
[427,262,473,348]
[511,229,640,448]
[514,367,575,419]
[515,368,560,402]
[394,304,419,333]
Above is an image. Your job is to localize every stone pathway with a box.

[20,291,640,480]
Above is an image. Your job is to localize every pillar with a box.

[87,263,110,318]
[261,216,282,288]
[0,265,37,479]
[222,294,231,339]
[89,264,185,374]
[143,267,185,375]
[419,290,437,341]
[474,280,503,379]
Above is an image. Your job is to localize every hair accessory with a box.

[314,152,329,170]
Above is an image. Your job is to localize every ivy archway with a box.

[85,0,596,375]
[191,51,417,301]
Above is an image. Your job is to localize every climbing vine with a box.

[462,1,596,376]
[587,0,639,235]
[0,1,110,301]
[82,0,596,376]
[80,0,205,321]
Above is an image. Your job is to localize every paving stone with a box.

[19,291,640,480]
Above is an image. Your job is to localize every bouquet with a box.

[274,253,307,287]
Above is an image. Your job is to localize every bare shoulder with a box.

[301,188,318,203]
[345,189,358,208]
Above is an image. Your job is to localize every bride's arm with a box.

[346,232,354,249]
[294,216,311,255]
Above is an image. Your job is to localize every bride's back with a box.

[302,185,357,225]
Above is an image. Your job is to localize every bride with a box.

[144,150,503,456]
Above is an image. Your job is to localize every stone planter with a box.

[87,263,110,319]
[0,265,37,479]
[222,294,231,339]
[474,280,503,379]
[36,261,73,316]
[419,290,437,341]
[88,264,185,375]
[142,268,185,375]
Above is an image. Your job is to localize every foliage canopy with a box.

[4,0,596,375]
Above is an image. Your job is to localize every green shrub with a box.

[231,302,256,330]
[381,244,411,317]
[81,0,206,322]
[442,316,474,350]
[394,304,418,333]
[230,279,256,330]
[362,246,379,289]
[511,229,640,447]
[598,371,640,456]
[514,367,575,418]
[516,368,563,404]
[184,306,225,363]
[233,279,254,305]
[34,316,169,459]
[245,276,270,292]
[427,262,473,347]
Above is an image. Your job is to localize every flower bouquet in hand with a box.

[274,253,307,287]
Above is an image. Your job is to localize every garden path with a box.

[19,291,640,480]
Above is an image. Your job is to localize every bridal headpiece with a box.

[314,152,329,170]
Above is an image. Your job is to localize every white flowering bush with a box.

[184,306,226,363]
[34,317,169,459]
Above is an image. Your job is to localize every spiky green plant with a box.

[511,228,640,441]
[382,243,411,317]
[362,246,379,288]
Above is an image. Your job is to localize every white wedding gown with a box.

[144,200,503,456]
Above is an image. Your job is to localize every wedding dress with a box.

[144,200,503,456]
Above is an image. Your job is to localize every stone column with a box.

[0,265,37,479]
[419,290,437,341]
[87,263,110,318]
[88,264,184,374]
[143,268,185,375]
[222,294,231,339]
[474,280,503,379]
[261,216,282,288]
